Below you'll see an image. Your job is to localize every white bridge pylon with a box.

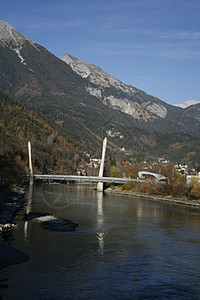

[28,141,33,186]
[97,137,107,192]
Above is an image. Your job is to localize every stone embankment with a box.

[105,187,200,208]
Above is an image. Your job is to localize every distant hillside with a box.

[183,103,200,122]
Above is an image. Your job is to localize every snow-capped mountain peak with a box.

[174,100,200,109]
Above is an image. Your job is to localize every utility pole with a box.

[97,137,107,192]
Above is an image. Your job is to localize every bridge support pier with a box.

[97,137,107,192]
[97,182,104,192]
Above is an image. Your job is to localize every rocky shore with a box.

[0,184,79,272]
[0,187,25,230]
[0,186,30,271]
[105,187,200,208]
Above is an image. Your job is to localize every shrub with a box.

[110,165,120,178]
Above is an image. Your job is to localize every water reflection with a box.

[96,192,104,253]
[24,185,33,240]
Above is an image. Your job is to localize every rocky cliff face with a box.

[60,54,168,121]
[0,21,33,47]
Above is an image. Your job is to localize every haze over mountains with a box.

[0,20,200,165]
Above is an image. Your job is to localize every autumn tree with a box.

[189,178,200,199]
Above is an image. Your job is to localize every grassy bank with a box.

[105,185,200,208]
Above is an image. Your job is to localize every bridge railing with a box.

[33,174,143,184]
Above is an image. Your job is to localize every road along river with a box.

[1,183,200,299]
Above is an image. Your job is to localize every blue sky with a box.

[1,0,200,105]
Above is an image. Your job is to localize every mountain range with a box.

[0,20,200,166]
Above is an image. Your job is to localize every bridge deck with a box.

[33,174,142,184]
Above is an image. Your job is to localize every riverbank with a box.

[105,187,200,208]
[0,186,30,271]
[0,186,26,228]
